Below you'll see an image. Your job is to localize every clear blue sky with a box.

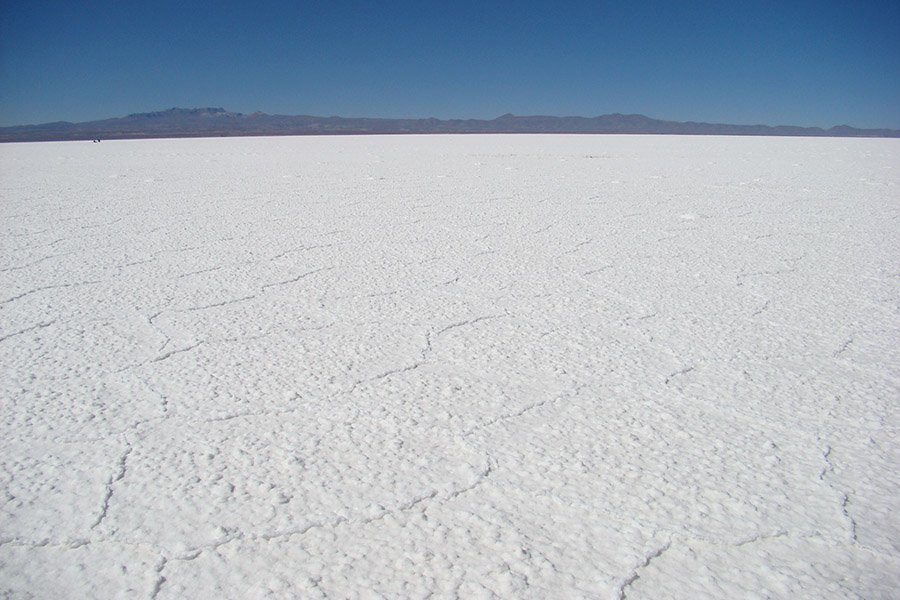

[1,0,898,128]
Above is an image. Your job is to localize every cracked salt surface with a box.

[1,135,898,598]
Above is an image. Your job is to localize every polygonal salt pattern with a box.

[1,135,897,598]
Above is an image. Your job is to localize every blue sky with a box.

[1,0,898,127]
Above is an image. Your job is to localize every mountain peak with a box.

[126,107,228,119]
[2,109,897,142]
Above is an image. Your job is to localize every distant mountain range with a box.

[1,107,898,142]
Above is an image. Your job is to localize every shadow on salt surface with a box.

[137,321,429,421]
[0,541,160,600]
[0,436,127,542]
[623,534,900,600]
[0,372,166,443]
[822,431,900,557]
[146,381,887,600]
[157,502,653,599]
[94,410,487,554]
[465,387,845,543]
[2,135,899,599]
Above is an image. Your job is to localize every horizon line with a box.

[3,106,899,132]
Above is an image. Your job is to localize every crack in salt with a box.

[0,279,103,305]
[833,337,854,358]
[664,366,694,385]
[91,445,132,530]
[818,442,859,544]
[149,556,167,600]
[615,539,672,600]
[260,266,333,291]
[0,319,55,343]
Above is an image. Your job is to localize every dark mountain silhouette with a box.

[1,107,897,142]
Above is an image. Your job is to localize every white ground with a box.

[0,134,898,599]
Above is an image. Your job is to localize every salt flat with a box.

[1,134,898,599]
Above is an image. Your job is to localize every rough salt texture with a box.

[1,135,898,599]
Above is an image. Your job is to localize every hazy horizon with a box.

[3,105,899,131]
